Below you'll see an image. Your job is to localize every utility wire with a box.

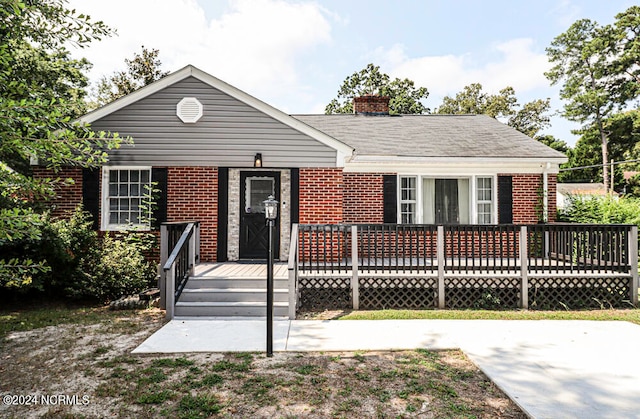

[559,158,640,172]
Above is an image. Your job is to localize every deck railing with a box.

[357,224,438,273]
[289,223,639,312]
[443,225,521,272]
[527,223,630,274]
[159,221,200,319]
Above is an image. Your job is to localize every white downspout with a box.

[543,162,550,223]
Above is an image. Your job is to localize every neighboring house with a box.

[556,183,613,210]
[34,65,567,263]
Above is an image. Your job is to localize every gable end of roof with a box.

[79,65,353,164]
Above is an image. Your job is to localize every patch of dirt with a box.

[0,308,526,418]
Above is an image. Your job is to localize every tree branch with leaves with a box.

[0,0,124,288]
[91,46,169,108]
[325,63,429,115]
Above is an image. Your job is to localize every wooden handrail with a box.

[162,221,200,318]
[163,222,196,272]
[288,224,299,270]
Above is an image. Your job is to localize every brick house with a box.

[34,65,566,263]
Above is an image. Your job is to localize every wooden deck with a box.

[193,262,288,279]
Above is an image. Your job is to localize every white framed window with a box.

[399,176,417,224]
[245,176,275,214]
[422,178,470,224]
[102,166,152,230]
[397,175,496,225]
[476,177,493,225]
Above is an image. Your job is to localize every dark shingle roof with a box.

[292,114,566,160]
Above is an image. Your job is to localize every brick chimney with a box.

[353,95,390,115]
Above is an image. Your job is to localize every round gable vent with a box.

[177,97,203,123]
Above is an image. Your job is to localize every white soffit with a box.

[177,97,203,123]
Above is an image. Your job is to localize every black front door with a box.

[240,171,280,260]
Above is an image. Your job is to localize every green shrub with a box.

[76,231,156,303]
[0,209,50,291]
[558,195,640,227]
[41,208,100,296]
[1,206,157,302]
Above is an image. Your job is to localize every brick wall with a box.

[510,174,543,224]
[167,167,218,262]
[547,173,558,223]
[32,167,83,218]
[299,168,343,224]
[510,173,558,223]
[343,173,385,223]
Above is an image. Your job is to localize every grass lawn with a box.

[0,302,527,418]
[3,302,639,418]
[336,308,640,323]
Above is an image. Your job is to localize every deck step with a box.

[185,278,289,289]
[174,301,289,317]
[172,263,291,317]
[180,288,289,303]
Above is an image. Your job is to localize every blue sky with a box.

[69,0,635,146]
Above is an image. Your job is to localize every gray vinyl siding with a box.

[90,77,338,167]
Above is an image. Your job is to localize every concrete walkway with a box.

[134,319,640,419]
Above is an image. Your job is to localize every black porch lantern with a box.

[264,194,278,220]
[254,153,263,168]
[263,194,278,357]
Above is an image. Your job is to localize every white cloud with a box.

[373,38,551,104]
[480,38,551,92]
[548,0,582,29]
[67,0,332,97]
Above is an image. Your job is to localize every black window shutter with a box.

[498,175,513,224]
[290,168,299,224]
[151,168,168,229]
[217,168,229,262]
[383,175,397,223]
[82,168,100,230]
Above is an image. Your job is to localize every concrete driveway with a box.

[134,319,640,418]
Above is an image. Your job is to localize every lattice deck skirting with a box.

[445,276,521,309]
[359,276,437,310]
[297,273,634,312]
[299,276,352,311]
[528,276,632,310]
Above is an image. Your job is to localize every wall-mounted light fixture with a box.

[254,153,263,168]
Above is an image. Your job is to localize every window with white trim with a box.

[400,176,417,224]
[103,167,151,230]
[476,177,493,224]
[398,175,496,225]
[423,178,469,224]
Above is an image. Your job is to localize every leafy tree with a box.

[325,63,429,115]
[0,0,124,289]
[546,19,620,191]
[559,110,640,187]
[91,45,169,108]
[436,83,517,119]
[608,6,640,104]
[508,99,552,138]
[626,174,640,197]
[435,83,552,139]
[536,135,570,154]
[558,135,602,184]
